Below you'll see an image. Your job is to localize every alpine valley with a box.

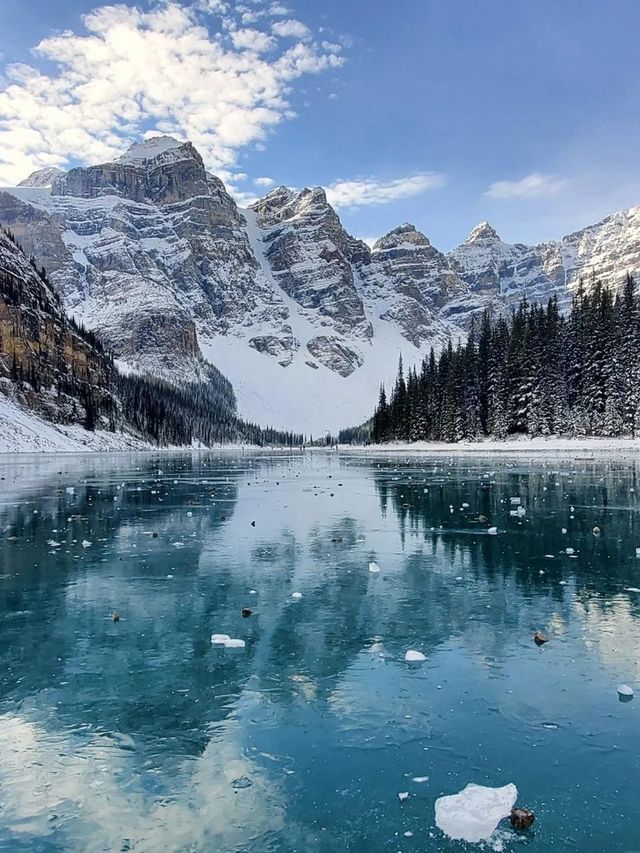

[2,135,640,438]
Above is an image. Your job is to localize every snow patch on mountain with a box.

[115,135,187,165]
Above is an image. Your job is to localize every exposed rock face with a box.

[251,186,372,339]
[359,223,463,347]
[0,225,116,427]
[3,137,640,433]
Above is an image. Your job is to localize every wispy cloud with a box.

[486,172,568,200]
[254,176,275,187]
[0,1,344,184]
[325,173,447,208]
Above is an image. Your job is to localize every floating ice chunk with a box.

[636,547,640,558]
[211,633,231,644]
[187,511,193,518]
[562,528,567,534]
[624,587,640,593]
[81,540,92,548]
[47,539,61,547]
[66,487,75,495]
[618,684,634,699]
[405,650,426,662]
[224,638,245,649]
[249,589,257,595]
[398,791,409,801]
[291,592,302,599]
[434,782,518,843]
[510,497,521,506]
[368,561,381,573]
[487,527,498,535]
[172,542,185,549]
[412,776,429,783]
[565,547,575,555]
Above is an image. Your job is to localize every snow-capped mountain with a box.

[1,136,639,433]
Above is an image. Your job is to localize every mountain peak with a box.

[115,136,190,165]
[373,222,430,251]
[466,221,500,243]
[18,167,65,188]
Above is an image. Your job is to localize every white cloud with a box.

[230,27,276,52]
[254,176,275,187]
[0,2,345,184]
[485,172,568,200]
[269,4,290,15]
[325,173,447,208]
[271,18,311,39]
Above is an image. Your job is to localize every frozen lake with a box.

[1,449,640,851]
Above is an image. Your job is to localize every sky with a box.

[0,0,639,250]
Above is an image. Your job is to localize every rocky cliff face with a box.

[0,224,116,428]
[2,137,640,433]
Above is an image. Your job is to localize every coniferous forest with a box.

[369,275,640,444]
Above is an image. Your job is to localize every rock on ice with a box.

[434,782,518,843]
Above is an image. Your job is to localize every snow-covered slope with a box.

[1,137,640,434]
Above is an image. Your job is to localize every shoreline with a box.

[339,437,640,455]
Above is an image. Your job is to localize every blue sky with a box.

[1,0,639,250]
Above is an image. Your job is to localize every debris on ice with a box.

[405,650,426,662]
[434,782,518,843]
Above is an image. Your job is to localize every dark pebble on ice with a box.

[242,608,252,618]
[251,521,256,527]
[534,630,549,645]
[152,532,158,538]
[111,612,120,622]
[510,807,535,830]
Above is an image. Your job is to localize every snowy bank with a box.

[341,437,640,455]
[0,396,152,453]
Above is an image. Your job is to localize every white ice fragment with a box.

[368,561,381,574]
[81,540,92,548]
[510,497,521,505]
[291,592,302,599]
[224,638,246,649]
[636,547,640,558]
[405,650,426,662]
[211,633,231,644]
[66,487,75,495]
[398,791,409,801]
[172,542,185,549]
[187,511,193,517]
[412,776,429,783]
[487,527,498,535]
[562,528,567,534]
[617,684,634,698]
[565,547,575,555]
[434,782,518,843]
[249,589,257,595]
[462,502,469,508]
[47,539,61,547]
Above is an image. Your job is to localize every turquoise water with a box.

[1,450,640,852]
